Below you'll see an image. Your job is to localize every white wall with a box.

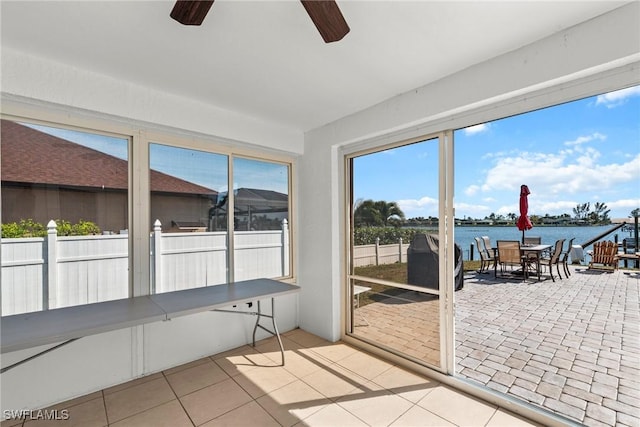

[1,48,303,155]
[298,3,640,341]
[1,294,299,412]
[2,329,137,409]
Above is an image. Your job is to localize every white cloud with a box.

[596,86,640,108]
[563,133,606,147]
[465,184,480,196]
[535,200,581,216]
[463,123,490,136]
[495,205,518,216]
[606,199,640,213]
[454,202,492,218]
[480,149,640,196]
[397,196,438,215]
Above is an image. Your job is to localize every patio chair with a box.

[482,235,497,269]
[538,239,565,282]
[523,236,541,245]
[474,236,494,273]
[481,236,494,255]
[495,240,528,279]
[558,237,575,278]
[588,240,619,271]
[523,236,543,262]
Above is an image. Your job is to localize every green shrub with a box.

[55,219,73,236]
[353,226,435,245]
[1,219,101,238]
[71,220,101,236]
[1,219,46,238]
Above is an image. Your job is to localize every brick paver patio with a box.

[353,266,639,426]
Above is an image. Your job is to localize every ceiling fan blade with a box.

[170,1,215,26]
[300,1,350,43]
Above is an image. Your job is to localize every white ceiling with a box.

[0,1,628,132]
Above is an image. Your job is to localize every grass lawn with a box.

[354,260,480,281]
[352,260,481,306]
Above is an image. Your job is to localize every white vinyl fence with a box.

[353,238,410,268]
[2,220,290,316]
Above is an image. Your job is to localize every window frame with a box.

[343,131,456,374]
[0,115,134,310]
[1,107,296,315]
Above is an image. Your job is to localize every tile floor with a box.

[353,266,640,426]
[3,329,541,427]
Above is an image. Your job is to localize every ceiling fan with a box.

[170,0,350,43]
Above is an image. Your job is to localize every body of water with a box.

[450,225,634,261]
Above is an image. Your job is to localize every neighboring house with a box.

[1,119,216,233]
[214,187,289,231]
[1,120,289,233]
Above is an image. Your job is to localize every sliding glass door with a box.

[346,133,455,372]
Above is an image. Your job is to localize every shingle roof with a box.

[235,188,288,207]
[1,119,215,196]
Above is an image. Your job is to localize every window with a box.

[232,157,290,281]
[1,119,130,315]
[148,146,292,293]
[1,118,294,313]
[149,144,229,293]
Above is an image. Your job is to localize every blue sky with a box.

[354,86,640,220]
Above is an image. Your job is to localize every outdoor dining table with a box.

[521,244,552,281]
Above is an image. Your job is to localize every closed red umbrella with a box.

[517,184,533,244]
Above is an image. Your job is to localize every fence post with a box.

[45,220,57,310]
[398,237,403,263]
[470,243,475,261]
[282,219,290,276]
[153,220,162,294]
[375,237,380,266]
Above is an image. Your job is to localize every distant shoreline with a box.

[453,224,611,227]
[403,223,615,228]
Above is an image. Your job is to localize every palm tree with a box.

[374,200,405,226]
[573,202,590,220]
[591,202,611,224]
[353,199,405,227]
[353,199,382,227]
